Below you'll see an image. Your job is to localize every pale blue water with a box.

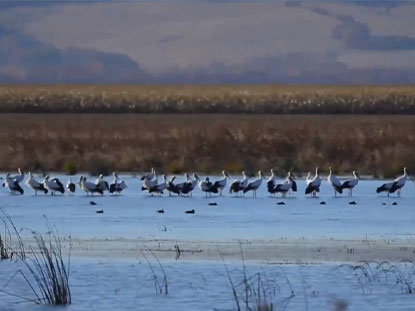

[1,174,415,310]
[2,259,415,311]
[0,175,414,241]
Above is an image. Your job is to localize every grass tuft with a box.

[0,208,71,305]
[222,244,294,311]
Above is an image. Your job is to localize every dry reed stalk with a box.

[0,84,415,114]
[0,114,413,177]
[0,208,71,305]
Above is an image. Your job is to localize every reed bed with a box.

[0,208,71,305]
[222,245,294,311]
[0,114,413,177]
[0,85,415,114]
[340,261,415,295]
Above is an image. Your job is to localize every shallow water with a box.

[2,259,415,311]
[1,174,415,310]
[0,174,414,241]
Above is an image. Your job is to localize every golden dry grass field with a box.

[1,113,413,176]
[0,84,415,113]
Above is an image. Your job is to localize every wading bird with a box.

[43,176,65,195]
[166,176,181,196]
[26,172,48,195]
[341,171,360,196]
[180,174,198,196]
[212,171,230,196]
[267,169,277,196]
[5,173,24,195]
[95,174,109,194]
[174,173,190,193]
[148,175,167,195]
[377,167,408,197]
[305,167,321,197]
[66,178,76,193]
[328,167,342,196]
[79,176,102,196]
[198,176,219,197]
[141,169,157,191]
[11,168,24,183]
[229,171,249,196]
[243,171,265,197]
[271,171,296,198]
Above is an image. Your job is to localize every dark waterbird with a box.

[166,176,181,196]
[66,178,76,193]
[198,176,219,197]
[185,209,195,214]
[229,171,248,196]
[305,167,321,197]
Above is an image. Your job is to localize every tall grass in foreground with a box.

[1,85,415,114]
[0,208,25,260]
[0,208,71,305]
[340,261,415,295]
[222,245,295,311]
[0,114,413,177]
[142,248,169,295]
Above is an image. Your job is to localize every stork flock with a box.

[1,167,409,198]
[2,170,127,196]
[139,167,409,198]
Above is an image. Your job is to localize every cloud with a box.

[332,17,415,50]
[151,52,415,84]
[308,4,415,50]
[1,1,415,84]
[0,24,148,83]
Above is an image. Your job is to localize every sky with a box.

[1,0,415,84]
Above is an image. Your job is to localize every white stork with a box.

[328,167,343,196]
[26,172,48,195]
[305,167,321,197]
[377,167,408,197]
[229,171,249,196]
[341,170,360,196]
[43,176,65,195]
[243,171,265,197]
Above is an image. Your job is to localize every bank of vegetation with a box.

[0,85,414,114]
[0,114,413,177]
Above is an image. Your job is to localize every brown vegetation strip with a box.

[1,85,415,114]
[1,114,414,177]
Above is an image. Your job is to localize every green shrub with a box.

[62,160,77,175]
